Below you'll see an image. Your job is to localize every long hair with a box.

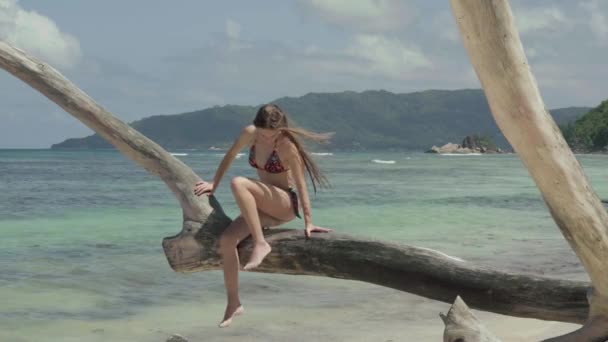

[253,104,333,193]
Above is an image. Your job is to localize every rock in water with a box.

[426,135,505,154]
[461,135,479,150]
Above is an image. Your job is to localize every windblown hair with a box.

[253,104,333,193]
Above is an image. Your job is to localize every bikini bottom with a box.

[287,186,301,219]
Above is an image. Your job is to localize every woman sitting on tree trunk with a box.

[193,104,333,327]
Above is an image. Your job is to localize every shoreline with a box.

[6,147,608,156]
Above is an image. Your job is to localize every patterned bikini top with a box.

[248,137,289,173]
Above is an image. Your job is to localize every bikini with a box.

[248,137,301,219]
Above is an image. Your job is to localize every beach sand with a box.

[155,295,579,342]
[4,273,579,342]
[149,275,580,342]
[178,297,579,342]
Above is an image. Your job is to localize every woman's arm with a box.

[282,139,332,237]
[195,125,255,196]
[284,142,312,228]
[211,125,256,189]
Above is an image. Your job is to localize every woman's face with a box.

[257,128,279,142]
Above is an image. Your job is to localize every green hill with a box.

[51,89,589,151]
[561,100,608,152]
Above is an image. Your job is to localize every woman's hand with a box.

[305,224,332,239]
[194,181,215,196]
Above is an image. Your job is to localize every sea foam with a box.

[372,159,396,164]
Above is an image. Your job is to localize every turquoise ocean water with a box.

[0,149,602,341]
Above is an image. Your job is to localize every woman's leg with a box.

[230,176,297,270]
[217,215,248,327]
[218,210,284,327]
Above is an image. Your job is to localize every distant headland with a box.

[50,89,590,152]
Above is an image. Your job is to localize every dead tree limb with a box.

[451,0,608,339]
[441,296,502,342]
[0,40,590,326]
[0,41,231,231]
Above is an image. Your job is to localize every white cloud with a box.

[304,44,320,55]
[0,0,81,68]
[177,87,226,106]
[300,0,415,32]
[525,46,538,58]
[162,31,435,109]
[580,1,608,43]
[434,11,460,42]
[514,6,568,34]
[223,19,251,52]
[345,34,431,79]
[225,18,240,40]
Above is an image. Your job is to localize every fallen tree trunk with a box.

[0,41,590,326]
[166,226,589,323]
[451,0,608,339]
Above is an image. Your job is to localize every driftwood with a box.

[441,296,501,342]
[451,0,608,340]
[0,2,604,336]
[169,226,589,323]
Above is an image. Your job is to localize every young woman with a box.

[193,104,333,327]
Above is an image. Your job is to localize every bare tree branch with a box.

[0,41,231,229]
[441,296,502,342]
[451,0,608,338]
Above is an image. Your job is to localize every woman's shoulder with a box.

[243,124,256,135]
[277,133,297,155]
[241,125,256,144]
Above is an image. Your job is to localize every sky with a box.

[0,0,607,148]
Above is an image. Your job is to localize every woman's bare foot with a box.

[218,304,244,328]
[243,241,272,270]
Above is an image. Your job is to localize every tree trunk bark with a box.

[451,0,608,339]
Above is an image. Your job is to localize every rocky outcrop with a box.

[426,135,504,154]
[461,135,480,150]
[427,143,472,154]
